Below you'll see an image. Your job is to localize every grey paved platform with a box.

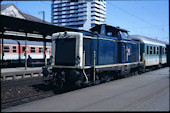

[1,67,42,75]
[2,67,170,112]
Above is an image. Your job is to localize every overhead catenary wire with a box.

[107,1,164,31]
[106,1,169,42]
[134,0,165,23]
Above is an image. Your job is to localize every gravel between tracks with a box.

[1,78,46,102]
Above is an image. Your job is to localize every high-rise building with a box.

[52,0,106,30]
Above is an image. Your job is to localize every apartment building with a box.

[52,0,106,30]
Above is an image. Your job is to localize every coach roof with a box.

[130,35,167,47]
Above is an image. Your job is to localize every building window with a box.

[3,46,10,52]
[13,46,17,53]
[31,47,35,53]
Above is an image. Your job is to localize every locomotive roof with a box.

[90,24,129,33]
[130,35,167,47]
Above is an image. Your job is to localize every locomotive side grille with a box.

[55,38,76,66]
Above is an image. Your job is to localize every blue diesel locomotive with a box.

[42,24,167,87]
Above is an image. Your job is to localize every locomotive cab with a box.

[43,31,90,87]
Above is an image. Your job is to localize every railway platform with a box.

[1,67,42,81]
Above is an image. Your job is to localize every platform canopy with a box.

[0,15,80,42]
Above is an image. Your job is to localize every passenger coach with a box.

[130,35,167,70]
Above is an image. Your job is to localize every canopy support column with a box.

[25,33,28,70]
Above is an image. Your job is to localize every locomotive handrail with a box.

[93,51,96,82]
[83,51,89,83]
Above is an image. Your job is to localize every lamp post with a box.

[39,11,45,22]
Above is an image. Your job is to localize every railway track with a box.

[1,89,55,109]
[1,79,80,109]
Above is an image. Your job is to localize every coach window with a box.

[153,47,156,54]
[3,46,10,52]
[39,47,43,53]
[156,47,159,54]
[150,46,152,55]
[165,48,167,54]
[22,47,26,53]
[13,46,17,53]
[147,46,149,55]
[46,48,50,53]
[31,47,35,53]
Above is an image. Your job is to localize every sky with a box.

[1,0,169,43]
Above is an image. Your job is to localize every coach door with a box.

[159,46,162,64]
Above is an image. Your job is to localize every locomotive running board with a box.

[44,62,143,70]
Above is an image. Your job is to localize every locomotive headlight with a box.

[61,71,65,76]
[75,56,80,66]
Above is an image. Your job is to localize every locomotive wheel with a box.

[103,75,111,82]
[94,75,101,85]
[134,71,138,75]
[75,77,83,87]
[54,78,64,88]
[53,73,64,88]
[106,75,111,82]
[124,74,129,78]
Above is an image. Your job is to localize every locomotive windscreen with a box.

[55,38,76,66]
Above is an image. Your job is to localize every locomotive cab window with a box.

[107,32,112,36]
[12,46,17,53]
[121,32,129,39]
[3,46,10,52]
